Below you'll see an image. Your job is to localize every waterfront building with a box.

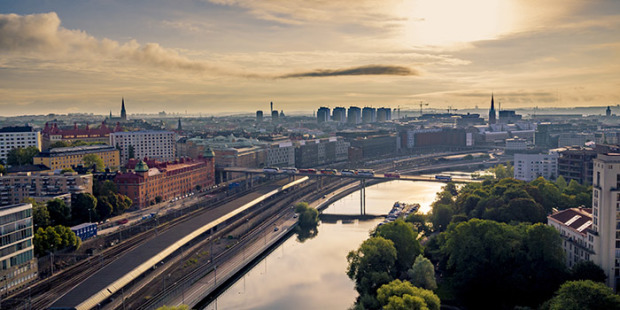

[0,203,37,294]
[0,171,93,206]
[513,153,558,181]
[114,155,214,208]
[110,131,176,165]
[0,126,42,164]
[33,145,120,170]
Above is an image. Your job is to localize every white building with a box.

[0,126,42,164]
[590,153,620,290]
[266,142,295,167]
[0,203,38,294]
[110,131,176,165]
[547,208,593,268]
[513,153,558,181]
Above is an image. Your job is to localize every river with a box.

[203,180,446,310]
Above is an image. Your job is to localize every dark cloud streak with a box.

[279,65,418,78]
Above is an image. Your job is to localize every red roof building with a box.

[42,121,122,149]
[114,155,214,208]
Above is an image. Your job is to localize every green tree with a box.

[375,219,422,275]
[347,236,397,297]
[555,175,567,191]
[376,279,440,310]
[83,154,105,171]
[384,294,427,310]
[547,280,620,310]
[155,196,163,204]
[0,163,5,175]
[33,203,51,229]
[406,213,431,236]
[489,163,513,179]
[60,167,76,173]
[47,198,71,226]
[7,146,40,166]
[407,255,437,290]
[570,260,607,283]
[430,204,453,232]
[33,225,81,256]
[72,193,98,224]
[96,196,114,220]
[49,141,72,149]
[294,202,319,242]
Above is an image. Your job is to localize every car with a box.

[320,169,337,175]
[282,167,298,174]
[340,169,357,175]
[357,169,374,176]
[293,214,298,218]
[263,167,280,173]
[274,227,279,232]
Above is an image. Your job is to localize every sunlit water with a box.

[204,180,445,310]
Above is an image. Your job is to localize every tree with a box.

[375,219,422,275]
[555,175,568,191]
[570,260,606,283]
[72,193,98,224]
[406,213,431,236]
[430,204,453,232]
[0,163,5,175]
[155,196,163,204]
[408,255,437,290]
[60,167,75,173]
[294,202,319,242]
[376,280,440,310]
[49,141,72,149]
[33,203,51,229]
[47,198,71,226]
[96,196,114,220]
[33,225,81,256]
[546,280,620,310]
[83,154,105,171]
[347,236,397,297]
[7,146,40,166]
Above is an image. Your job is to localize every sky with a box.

[0,0,619,116]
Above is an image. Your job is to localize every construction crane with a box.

[447,106,458,114]
[418,101,429,116]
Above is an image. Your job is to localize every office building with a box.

[33,145,120,171]
[0,203,37,294]
[0,126,42,164]
[513,153,558,181]
[110,131,176,165]
[0,171,93,206]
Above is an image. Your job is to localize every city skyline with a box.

[1,1,619,116]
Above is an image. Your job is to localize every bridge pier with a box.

[360,179,366,215]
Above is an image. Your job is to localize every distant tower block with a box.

[256,110,264,122]
[270,101,273,114]
[317,107,330,123]
[606,106,612,117]
[271,110,279,122]
[488,94,496,125]
[177,118,182,131]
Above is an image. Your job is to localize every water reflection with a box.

[204,180,444,310]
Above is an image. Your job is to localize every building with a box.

[349,134,397,159]
[0,203,38,294]
[0,171,93,206]
[271,110,279,122]
[347,106,362,124]
[317,107,330,123]
[557,147,597,185]
[547,208,593,268]
[265,142,295,167]
[120,98,127,121]
[294,138,349,168]
[400,128,472,149]
[114,154,214,208]
[557,132,595,148]
[332,107,347,123]
[42,122,121,150]
[214,146,265,168]
[33,145,120,171]
[498,110,522,124]
[590,153,620,289]
[505,137,528,151]
[0,126,42,164]
[70,223,97,241]
[457,113,484,127]
[256,110,263,123]
[513,153,558,181]
[362,107,376,123]
[376,107,392,122]
[110,131,176,165]
[607,106,612,117]
[534,123,553,148]
[488,94,496,125]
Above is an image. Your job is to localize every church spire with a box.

[120,97,127,121]
[488,93,497,125]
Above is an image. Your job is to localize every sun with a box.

[400,0,519,46]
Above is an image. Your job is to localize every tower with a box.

[121,98,127,121]
[489,94,496,125]
[177,118,182,131]
[607,106,612,117]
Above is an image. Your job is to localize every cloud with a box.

[279,65,418,78]
[0,12,217,73]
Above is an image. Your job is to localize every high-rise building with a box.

[607,106,612,117]
[256,110,263,122]
[271,110,279,122]
[0,203,38,294]
[489,94,496,125]
[177,118,182,131]
[110,131,176,165]
[0,126,42,164]
[317,107,330,123]
[332,107,347,123]
[362,107,376,123]
[590,153,620,289]
[535,123,553,148]
[347,106,362,124]
[376,108,392,122]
